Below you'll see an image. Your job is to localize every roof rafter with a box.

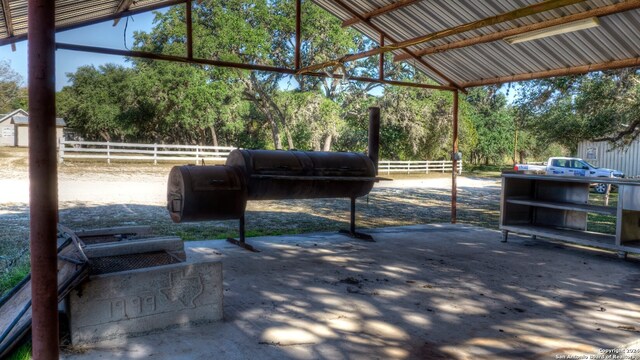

[1,0,15,50]
[463,57,640,87]
[394,0,640,62]
[317,0,466,91]
[341,0,421,28]
[299,0,586,74]
[113,0,135,26]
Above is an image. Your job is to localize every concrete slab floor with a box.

[62,224,640,360]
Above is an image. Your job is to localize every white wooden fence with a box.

[58,141,462,174]
[58,140,236,164]
[378,160,462,174]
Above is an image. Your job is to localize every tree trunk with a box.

[519,151,524,165]
[322,133,332,152]
[284,125,294,150]
[199,128,206,146]
[265,112,282,150]
[209,125,218,147]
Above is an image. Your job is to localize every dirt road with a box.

[0,149,502,268]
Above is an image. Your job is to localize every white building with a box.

[0,109,66,147]
[578,139,640,178]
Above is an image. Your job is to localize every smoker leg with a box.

[501,230,509,243]
[227,215,259,252]
[339,197,374,241]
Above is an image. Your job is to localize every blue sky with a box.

[0,11,161,91]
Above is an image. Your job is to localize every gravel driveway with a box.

[0,150,502,271]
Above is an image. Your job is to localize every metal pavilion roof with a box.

[1,0,639,89]
[311,0,640,88]
[0,0,184,46]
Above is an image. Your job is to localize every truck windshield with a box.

[581,160,597,168]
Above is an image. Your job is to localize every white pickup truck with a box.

[514,157,624,193]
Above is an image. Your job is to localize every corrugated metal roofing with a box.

[312,0,640,87]
[1,0,639,88]
[0,0,182,45]
[13,115,66,127]
[578,139,640,177]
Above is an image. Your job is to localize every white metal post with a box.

[58,140,64,164]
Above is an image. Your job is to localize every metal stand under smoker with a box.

[339,197,374,241]
[226,215,259,252]
[227,196,373,252]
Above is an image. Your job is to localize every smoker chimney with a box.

[368,107,380,175]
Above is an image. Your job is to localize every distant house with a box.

[578,139,640,178]
[0,109,66,147]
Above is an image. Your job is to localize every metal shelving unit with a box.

[500,173,640,258]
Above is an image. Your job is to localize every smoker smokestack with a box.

[368,107,380,175]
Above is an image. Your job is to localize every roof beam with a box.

[299,0,585,74]
[1,0,15,50]
[341,0,421,28]
[463,57,640,87]
[55,42,458,91]
[316,0,465,91]
[113,0,135,26]
[394,0,640,62]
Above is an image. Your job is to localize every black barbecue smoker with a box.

[167,107,384,251]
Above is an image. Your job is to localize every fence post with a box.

[425,161,429,174]
[459,160,463,175]
[107,141,111,165]
[195,146,200,165]
[442,161,445,173]
[58,140,64,164]
[154,144,158,165]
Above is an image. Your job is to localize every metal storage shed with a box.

[0,110,65,147]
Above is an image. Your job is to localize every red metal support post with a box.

[295,0,301,70]
[28,0,59,358]
[451,90,459,223]
[186,0,193,59]
[379,35,384,80]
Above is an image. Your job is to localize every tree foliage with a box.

[0,60,26,113]
[52,0,640,165]
[514,69,640,152]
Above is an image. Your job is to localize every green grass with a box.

[464,164,508,178]
[587,191,618,234]
[6,341,31,360]
[176,228,314,241]
[0,260,30,297]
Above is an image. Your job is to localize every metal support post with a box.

[294,0,301,70]
[368,107,380,173]
[451,90,459,224]
[227,214,259,252]
[186,0,193,59]
[28,0,59,357]
[339,197,374,241]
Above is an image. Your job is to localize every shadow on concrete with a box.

[61,224,640,359]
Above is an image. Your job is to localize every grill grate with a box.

[89,251,181,275]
